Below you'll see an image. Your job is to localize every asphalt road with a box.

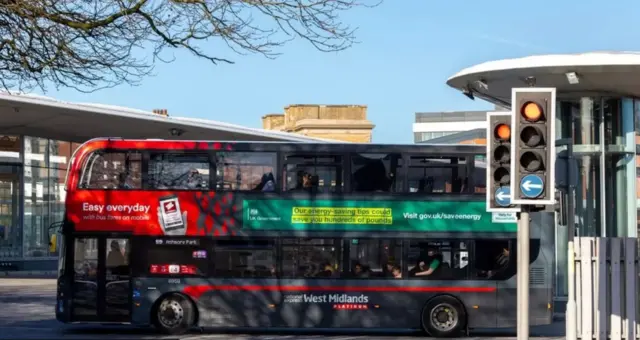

[0,279,565,340]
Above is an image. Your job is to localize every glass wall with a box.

[0,136,22,259]
[23,137,80,258]
[0,135,83,261]
[554,96,638,300]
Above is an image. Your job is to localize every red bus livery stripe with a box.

[182,285,496,299]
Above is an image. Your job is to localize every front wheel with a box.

[421,295,466,337]
[152,293,196,335]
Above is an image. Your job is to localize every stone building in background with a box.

[262,104,375,143]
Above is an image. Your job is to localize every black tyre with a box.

[152,293,196,335]
[421,295,467,337]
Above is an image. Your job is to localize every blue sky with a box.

[37,0,640,143]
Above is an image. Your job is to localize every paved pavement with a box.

[0,278,565,340]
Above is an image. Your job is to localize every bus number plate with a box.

[167,278,181,284]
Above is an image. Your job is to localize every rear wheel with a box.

[421,295,466,337]
[152,293,196,335]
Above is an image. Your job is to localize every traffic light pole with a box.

[517,206,530,340]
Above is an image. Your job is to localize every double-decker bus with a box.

[53,138,554,336]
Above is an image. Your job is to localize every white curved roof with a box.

[0,91,338,143]
[447,51,640,106]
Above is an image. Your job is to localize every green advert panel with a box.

[242,199,516,232]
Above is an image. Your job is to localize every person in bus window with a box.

[391,265,402,279]
[258,173,275,192]
[410,247,442,277]
[107,240,125,268]
[487,247,510,278]
[352,262,370,278]
[384,261,396,277]
[318,262,338,278]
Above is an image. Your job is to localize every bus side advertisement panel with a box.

[66,191,516,235]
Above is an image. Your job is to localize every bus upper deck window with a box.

[79,151,141,189]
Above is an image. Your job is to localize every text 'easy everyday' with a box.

[82,203,151,214]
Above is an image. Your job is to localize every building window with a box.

[419,131,460,142]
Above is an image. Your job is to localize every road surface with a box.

[0,279,564,340]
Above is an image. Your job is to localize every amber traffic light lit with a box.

[521,102,543,122]
[494,123,511,141]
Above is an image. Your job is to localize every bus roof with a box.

[76,137,487,154]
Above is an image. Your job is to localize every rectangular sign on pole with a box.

[486,112,520,213]
[510,88,556,206]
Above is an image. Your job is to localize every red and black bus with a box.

[53,138,554,336]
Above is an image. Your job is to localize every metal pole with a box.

[566,140,577,340]
[566,241,576,340]
[517,207,530,340]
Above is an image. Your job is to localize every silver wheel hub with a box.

[158,299,184,328]
[430,303,457,332]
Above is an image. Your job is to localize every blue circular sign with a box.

[494,187,511,207]
[520,174,544,198]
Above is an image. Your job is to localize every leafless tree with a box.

[0,0,381,93]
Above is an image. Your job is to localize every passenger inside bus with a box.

[254,173,276,192]
[391,265,402,279]
[475,241,511,278]
[410,246,442,277]
[317,262,339,278]
[352,262,371,278]
[107,240,125,268]
[384,261,396,277]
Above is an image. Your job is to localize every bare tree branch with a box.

[0,0,381,93]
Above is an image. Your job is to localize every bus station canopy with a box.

[0,92,335,143]
[446,51,640,107]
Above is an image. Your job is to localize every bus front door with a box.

[70,236,132,323]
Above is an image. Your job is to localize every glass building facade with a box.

[553,97,639,305]
[0,135,81,270]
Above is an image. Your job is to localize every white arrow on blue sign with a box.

[494,187,511,207]
[520,174,544,198]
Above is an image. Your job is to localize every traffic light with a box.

[510,88,556,205]
[486,112,518,212]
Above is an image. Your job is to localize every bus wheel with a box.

[152,294,195,335]
[421,295,466,337]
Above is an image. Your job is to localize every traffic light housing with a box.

[510,88,556,205]
[486,112,518,212]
